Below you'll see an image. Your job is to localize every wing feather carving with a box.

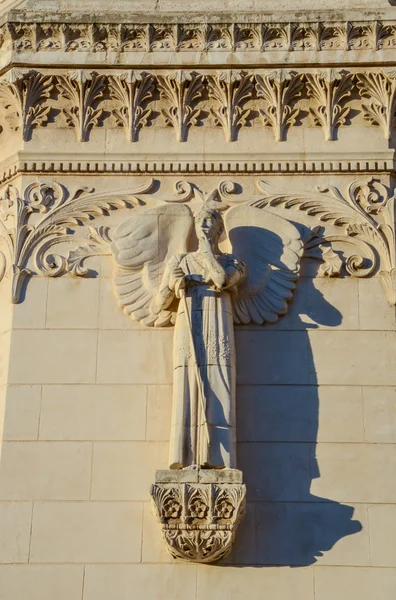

[224,205,303,324]
[111,204,193,326]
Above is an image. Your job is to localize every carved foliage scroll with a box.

[0,180,154,303]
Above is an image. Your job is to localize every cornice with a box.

[1,20,396,70]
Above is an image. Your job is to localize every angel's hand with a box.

[168,265,185,291]
[174,276,186,299]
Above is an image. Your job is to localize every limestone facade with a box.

[0,0,395,598]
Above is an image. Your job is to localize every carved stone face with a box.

[194,208,223,241]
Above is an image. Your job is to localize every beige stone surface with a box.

[311,443,396,503]
[0,502,32,562]
[368,505,396,567]
[358,278,396,331]
[0,566,84,600]
[83,564,197,600]
[1,385,41,440]
[12,278,48,330]
[30,502,143,562]
[39,384,146,441]
[0,442,92,500]
[146,385,172,441]
[363,387,396,443]
[97,330,172,384]
[314,567,396,600]
[46,277,99,329]
[91,441,168,500]
[8,330,98,384]
[196,566,314,600]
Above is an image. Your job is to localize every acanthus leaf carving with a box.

[109,71,155,142]
[56,70,106,142]
[256,70,304,141]
[254,178,396,304]
[0,179,154,302]
[306,69,354,141]
[207,70,254,142]
[357,69,396,140]
[0,69,54,141]
[157,71,205,142]
[151,475,246,563]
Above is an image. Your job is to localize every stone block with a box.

[39,384,146,441]
[91,441,168,500]
[99,278,141,330]
[97,330,173,384]
[308,331,396,385]
[255,502,368,566]
[235,330,310,385]
[358,278,396,331]
[196,565,314,600]
[314,567,396,600]
[83,565,197,600]
[238,442,313,502]
[311,443,396,503]
[368,505,396,567]
[2,385,41,440]
[8,330,98,384]
[0,566,84,600]
[46,277,99,329]
[142,502,171,564]
[363,386,396,443]
[0,502,32,562]
[0,441,92,500]
[30,502,143,563]
[146,384,172,441]
[237,385,364,443]
[12,278,48,329]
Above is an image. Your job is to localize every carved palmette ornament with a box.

[151,480,246,563]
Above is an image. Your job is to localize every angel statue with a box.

[111,200,303,470]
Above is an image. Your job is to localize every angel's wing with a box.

[224,205,303,324]
[111,204,193,326]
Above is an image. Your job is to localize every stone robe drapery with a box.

[166,252,246,469]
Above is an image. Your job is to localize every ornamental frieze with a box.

[1,67,396,142]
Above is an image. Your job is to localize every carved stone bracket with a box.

[151,469,246,563]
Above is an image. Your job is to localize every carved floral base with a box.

[151,469,246,564]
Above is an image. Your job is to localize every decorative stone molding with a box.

[356,69,396,140]
[0,179,154,302]
[0,69,54,141]
[0,69,396,142]
[1,157,393,186]
[157,71,205,142]
[1,67,396,142]
[108,71,155,142]
[255,70,304,142]
[306,69,354,141]
[207,71,254,142]
[56,70,106,142]
[254,178,396,303]
[2,21,396,56]
[151,469,246,563]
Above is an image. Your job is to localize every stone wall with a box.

[0,1,395,599]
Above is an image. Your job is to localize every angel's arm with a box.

[223,258,247,289]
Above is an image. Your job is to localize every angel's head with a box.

[194,206,224,243]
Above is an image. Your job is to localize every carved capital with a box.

[151,469,246,563]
